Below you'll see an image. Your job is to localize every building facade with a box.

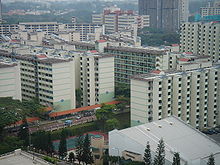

[92,6,149,34]
[0,61,21,100]
[200,1,220,17]
[131,61,220,129]
[0,50,75,111]
[104,46,169,85]
[180,22,220,62]
[80,51,115,106]
[0,22,104,42]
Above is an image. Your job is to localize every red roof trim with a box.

[49,101,120,118]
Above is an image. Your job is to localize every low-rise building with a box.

[109,116,220,165]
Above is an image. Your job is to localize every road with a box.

[29,115,96,133]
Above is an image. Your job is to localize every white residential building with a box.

[0,61,21,101]
[92,6,149,33]
[200,1,220,17]
[131,60,220,129]
[180,22,220,62]
[80,51,115,106]
[0,22,104,42]
[0,50,75,111]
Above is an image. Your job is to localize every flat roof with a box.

[0,51,73,64]
[131,64,220,82]
[19,22,58,25]
[105,46,166,55]
[0,62,17,68]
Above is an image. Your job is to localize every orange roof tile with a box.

[152,70,161,74]
[97,40,106,43]
[14,117,40,125]
[49,100,120,118]
[172,44,179,47]
[179,58,190,62]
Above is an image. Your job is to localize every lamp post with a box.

[112,147,120,165]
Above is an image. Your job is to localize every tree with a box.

[172,152,180,165]
[76,89,82,108]
[207,154,215,165]
[115,83,130,98]
[46,132,54,156]
[68,152,76,164]
[105,118,119,131]
[82,134,94,165]
[18,117,30,147]
[153,139,165,165]
[95,104,115,131]
[144,142,151,165]
[76,135,84,164]
[58,129,67,159]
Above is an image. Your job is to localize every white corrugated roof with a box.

[116,116,220,163]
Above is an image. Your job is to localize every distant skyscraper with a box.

[138,0,189,32]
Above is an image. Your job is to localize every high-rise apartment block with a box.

[92,6,149,34]
[0,61,21,101]
[180,22,220,62]
[104,46,169,85]
[0,50,76,111]
[80,51,115,106]
[131,53,219,130]
[138,0,189,31]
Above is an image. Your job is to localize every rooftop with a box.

[0,62,17,68]
[110,116,220,163]
[105,46,166,55]
[0,51,73,64]
[0,150,52,165]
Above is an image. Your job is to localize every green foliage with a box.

[115,83,130,98]
[43,156,58,164]
[82,134,94,165]
[105,118,120,131]
[96,104,115,120]
[51,122,98,140]
[153,139,165,165]
[172,152,180,165]
[32,130,48,152]
[207,154,215,165]
[18,118,29,147]
[0,97,44,137]
[76,88,83,108]
[58,129,67,159]
[68,152,76,163]
[0,136,24,155]
[46,132,54,155]
[138,27,180,46]
[95,104,116,131]
[76,135,84,164]
[144,142,151,165]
